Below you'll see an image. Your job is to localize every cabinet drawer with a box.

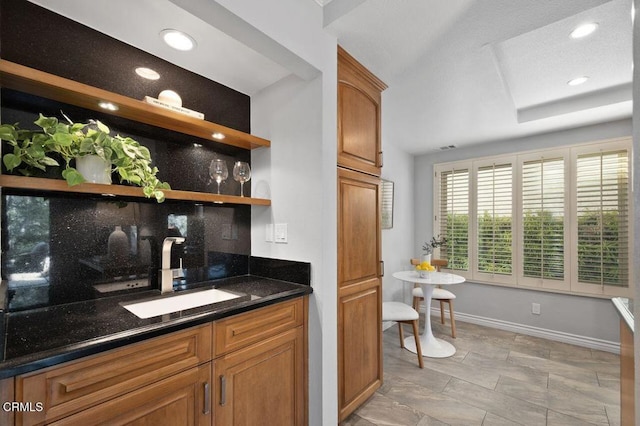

[50,364,211,426]
[15,324,211,426]
[214,298,303,357]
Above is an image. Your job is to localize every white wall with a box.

[380,133,415,304]
[412,119,632,345]
[251,73,334,426]
[218,1,337,424]
[632,0,639,420]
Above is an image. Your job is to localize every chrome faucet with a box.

[160,237,185,293]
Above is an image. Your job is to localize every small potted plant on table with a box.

[421,234,447,263]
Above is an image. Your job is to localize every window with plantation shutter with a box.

[437,167,469,272]
[433,137,631,297]
[521,156,567,289]
[574,148,630,292]
[476,162,513,278]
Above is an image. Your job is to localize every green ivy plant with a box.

[0,114,170,202]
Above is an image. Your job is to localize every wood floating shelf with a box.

[0,60,270,150]
[0,175,271,206]
[0,60,272,207]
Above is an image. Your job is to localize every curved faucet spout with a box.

[162,237,185,269]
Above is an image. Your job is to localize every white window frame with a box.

[517,150,570,292]
[433,137,632,298]
[472,156,516,285]
[570,140,632,297]
[433,162,472,280]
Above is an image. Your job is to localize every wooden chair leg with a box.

[411,319,424,368]
[439,300,445,324]
[398,322,405,348]
[448,300,457,338]
[412,296,420,312]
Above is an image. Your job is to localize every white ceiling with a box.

[28,0,633,154]
[28,0,293,95]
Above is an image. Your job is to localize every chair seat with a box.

[382,301,419,322]
[412,287,456,300]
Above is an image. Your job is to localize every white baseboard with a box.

[427,306,620,354]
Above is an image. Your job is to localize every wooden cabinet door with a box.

[214,327,305,426]
[337,167,382,421]
[338,168,381,286]
[50,364,211,426]
[338,280,381,421]
[338,46,386,177]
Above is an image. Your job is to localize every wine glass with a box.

[209,159,228,194]
[232,161,251,197]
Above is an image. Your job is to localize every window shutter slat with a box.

[439,169,469,271]
[477,163,513,275]
[576,150,629,288]
[522,157,565,281]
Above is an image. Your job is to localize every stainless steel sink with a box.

[121,288,241,319]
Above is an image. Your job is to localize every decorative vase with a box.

[421,253,432,264]
[418,270,431,279]
[108,226,129,261]
[75,155,111,184]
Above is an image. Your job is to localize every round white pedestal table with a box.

[391,270,465,358]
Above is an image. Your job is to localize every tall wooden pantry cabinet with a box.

[337,46,387,422]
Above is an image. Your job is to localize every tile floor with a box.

[341,318,620,426]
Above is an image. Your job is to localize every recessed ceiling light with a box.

[160,29,196,51]
[212,133,225,140]
[135,67,160,80]
[98,101,119,111]
[567,76,589,86]
[570,22,598,39]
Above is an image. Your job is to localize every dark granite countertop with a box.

[0,275,312,378]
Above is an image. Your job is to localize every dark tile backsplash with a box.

[2,191,251,311]
[250,257,311,286]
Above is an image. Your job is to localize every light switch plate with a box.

[265,224,274,242]
[275,223,288,243]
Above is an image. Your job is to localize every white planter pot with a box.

[75,155,111,184]
[418,270,431,279]
[421,253,432,264]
